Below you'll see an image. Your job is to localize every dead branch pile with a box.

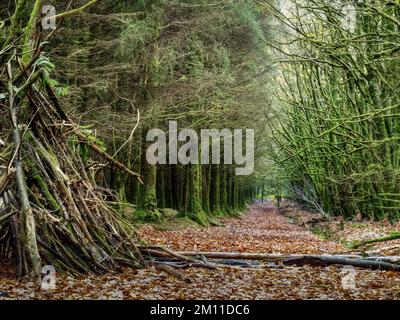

[0,45,145,277]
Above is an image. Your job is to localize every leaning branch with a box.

[349,232,400,249]
[43,82,143,183]
[77,131,143,184]
[51,0,100,21]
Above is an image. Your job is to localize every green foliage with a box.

[114,7,163,62]
[231,0,266,47]
[50,0,271,222]
[271,1,400,221]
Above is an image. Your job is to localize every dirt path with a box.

[139,202,344,254]
[1,202,400,299]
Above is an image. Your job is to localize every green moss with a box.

[25,156,61,212]
[22,0,43,63]
[187,210,209,227]
[133,208,163,223]
[160,208,178,220]
[152,216,199,231]
[32,173,60,212]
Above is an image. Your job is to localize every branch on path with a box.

[348,232,400,249]
[178,251,400,271]
[282,255,400,271]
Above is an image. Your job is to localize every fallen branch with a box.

[348,232,400,249]
[178,251,400,271]
[178,251,362,261]
[283,255,400,271]
[139,246,218,270]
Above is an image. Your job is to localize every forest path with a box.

[139,201,343,254]
[1,202,399,299]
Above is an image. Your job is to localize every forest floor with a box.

[1,202,400,299]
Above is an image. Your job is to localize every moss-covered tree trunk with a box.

[210,164,220,214]
[202,164,211,214]
[186,164,208,225]
[139,133,161,221]
[156,166,166,208]
[220,165,228,214]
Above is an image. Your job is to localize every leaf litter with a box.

[1,203,399,300]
